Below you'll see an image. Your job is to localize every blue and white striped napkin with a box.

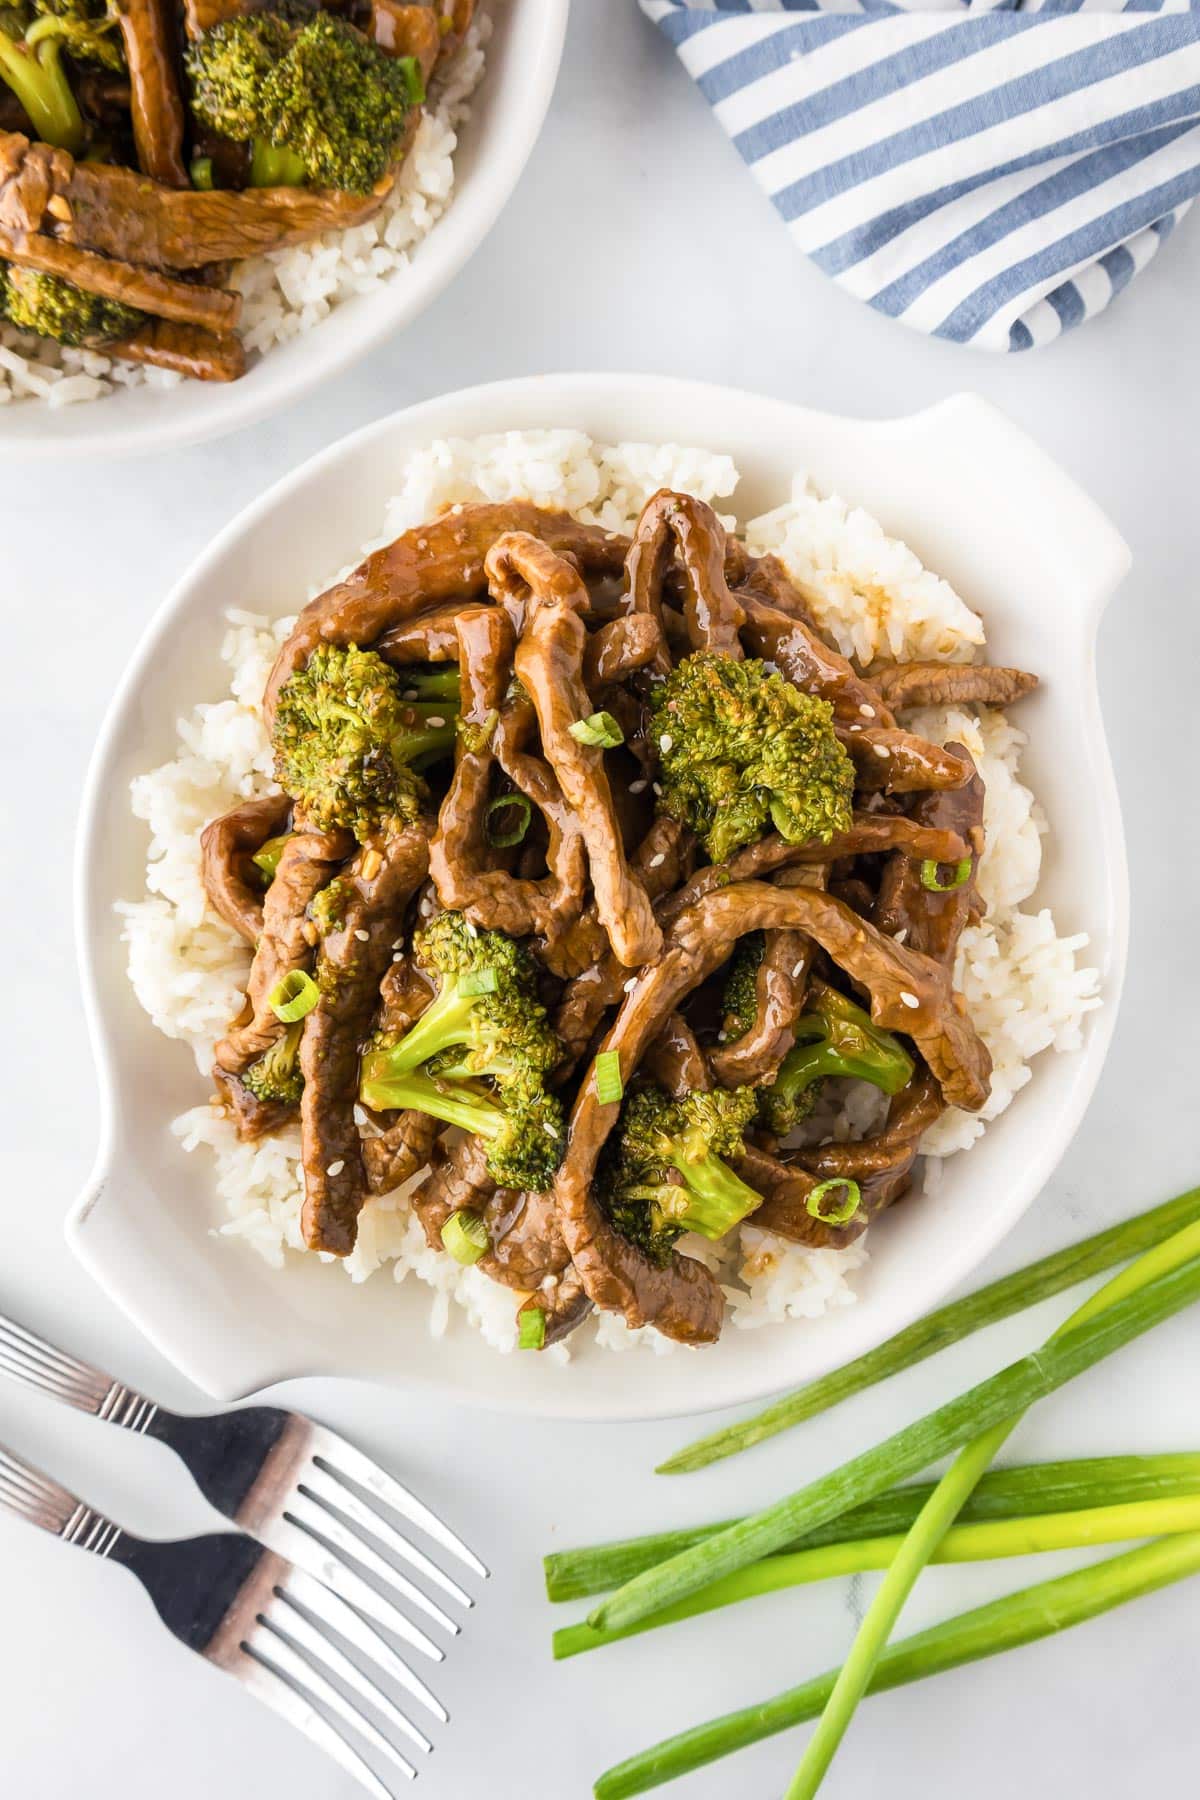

[640,0,1200,350]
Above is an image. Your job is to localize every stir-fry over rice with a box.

[0,14,487,408]
[118,431,1100,1357]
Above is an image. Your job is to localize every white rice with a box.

[117,431,1100,1355]
[0,15,489,409]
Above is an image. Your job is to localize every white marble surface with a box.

[3,5,1200,1797]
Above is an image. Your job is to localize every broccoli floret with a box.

[0,0,118,151]
[721,931,764,1039]
[242,1020,304,1107]
[357,1066,563,1193]
[272,643,457,841]
[649,653,855,865]
[758,982,915,1138]
[358,912,565,1191]
[599,1085,762,1263]
[0,261,142,346]
[186,9,424,196]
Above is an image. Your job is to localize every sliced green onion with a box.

[568,711,624,749]
[441,1209,489,1266]
[459,967,498,997]
[396,53,425,104]
[920,857,972,892]
[189,155,214,190]
[267,969,319,1023]
[486,793,532,848]
[806,1178,861,1226]
[519,1308,546,1351]
[594,1051,624,1106]
[251,832,291,883]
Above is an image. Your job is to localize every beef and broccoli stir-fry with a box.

[200,488,1039,1350]
[0,0,472,379]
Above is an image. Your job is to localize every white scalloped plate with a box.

[0,1,568,458]
[69,374,1130,1417]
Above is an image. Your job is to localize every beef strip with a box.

[214,825,351,1078]
[626,489,745,657]
[518,1265,593,1347]
[428,608,589,942]
[874,744,986,965]
[722,543,821,627]
[299,825,431,1255]
[105,318,246,381]
[737,592,895,726]
[491,531,662,969]
[200,791,291,946]
[368,1,440,76]
[0,228,241,330]
[376,601,490,666]
[114,0,188,187]
[265,504,629,727]
[840,725,975,794]
[874,663,1039,711]
[361,957,440,1197]
[709,865,828,1088]
[582,613,665,687]
[0,133,393,270]
[411,1137,585,1340]
[644,1013,711,1099]
[544,813,692,997]
[745,1069,944,1248]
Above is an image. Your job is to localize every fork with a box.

[0,1310,487,1667]
[0,1441,436,1795]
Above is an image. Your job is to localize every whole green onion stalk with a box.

[588,1242,1200,1635]
[593,1532,1200,1799]
[783,1213,1200,1799]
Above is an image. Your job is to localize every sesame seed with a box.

[301,921,318,946]
[792,961,805,979]
[900,991,920,1009]
[352,1105,366,1126]
[417,537,428,550]
[465,919,478,937]
[354,928,370,942]
[849,723,862,732]
[451,503,463,515]
[542,1273,560,1290]
[649,853,665,868]
[859,703,875,718]
[426,715,446,728]
[393,938,404,949]
[659,733,673,753]
[326,1160,345,1177]
[543,1122,559,1140]
[623,976,638,993]
[392,952,403,962]
[652,782,662,797]
[717,1031,727,1043]
[629,779,648,795]
[403,688,418,701]
[873,743,890,759]
[894,928,908,945]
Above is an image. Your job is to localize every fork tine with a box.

[265,1512,446,1664]
[283,1568,449,1725]
[252,1618,418,1781]
[284,1494,461,1638]
[310,1437,488,1580]
[239,1647,404,1797]
[300,1464,474,1610]
[272,1585,434,1754]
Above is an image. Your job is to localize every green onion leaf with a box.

[459,967,498,997]
[806,1178,862,1226]
[267,969,320,1023]
[189,155,214,190]
[920,857,973,892]
[594,1051,624,1106]
[519,1308,546,1351]
[569,711,624,749]
[485,793,532,848]
[441,1209,489,1266]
